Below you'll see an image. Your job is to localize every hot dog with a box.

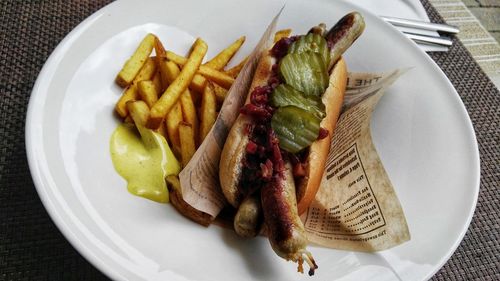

[219,12,365,275]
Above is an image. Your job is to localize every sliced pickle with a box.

[270,84,325,119]
[279,52,329,97]
[288,33,330,65]
[271,106,321,153]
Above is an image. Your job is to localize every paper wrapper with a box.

[301,70,411,251]
[179,8,283,217]
[180,11,410,251]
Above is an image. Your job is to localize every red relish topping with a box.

[240,103,273,121]
[318,127,329,140]
[270,36,299,60]
[260,159,274,181]
[246,141,258,154]
[268,64,281,89]
[238,34,327,194]
[293,162,307,177]
[250,85,272,105]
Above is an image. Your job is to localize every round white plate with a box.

[26,0,480,280]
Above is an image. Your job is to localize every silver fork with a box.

[381,16,459,47]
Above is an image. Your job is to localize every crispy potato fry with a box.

[116,33,155,87]
[213,82,228,104]
[162,60,182,84]
[274,29,292,43]
[199,83,217,143]
[166,51,235,91]
[154,36,166,60]
[157,121,169,141]
[197,66,234,89]
[169,37,244,93]
[132,57,156,84]
[180,91,198,144]
[157,57,171,91]
[162,61,199,143]
[190,74,208,94]
[178,122,196,167]
[205,36,246,69]
[151,71,163,94]
[166,176,212,226]
[224,56,249,78]
[124,116,134,124]
[148,38,208,129]
[126,100,150,126]
[154,38,169,89]
[116,84,139,118]
[166,101,183,157]
[137,80,159,108]
[127,100,169,141]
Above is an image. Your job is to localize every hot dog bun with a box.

[219,51,275,208]
[219,50,347,213]
[296,58,346,214]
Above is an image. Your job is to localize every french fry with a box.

[157,57,171,90]
[148,38,208,129]
[132,57,156,84]
[166,102,183,157]
[224,56,249,78]
[213,83,228,104]
[124,116,134,124]
[137,80,158,108]
[116,33,155,87]
[274,29,292,43]
[178,122,196,167]
[162,60,182,84]
[127,100,169,141]
[115,84,139,118]
[157,121,169,141]
[197,66,234,89]
[154,38,169,90]
[166,51,235,91]
[205,36,245,69]
[154,36,166,60]
[152,71,164,94]
[166,176,212,226]
[166,51,206,92]
[126,100,150,127]
[190,75,208,94]
[162,61,199,143]
[199,83,217,143]
[180,37,245,93]
[180,91,198,144]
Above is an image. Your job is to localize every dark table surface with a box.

[0,0,498,280]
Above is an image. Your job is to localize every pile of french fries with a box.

[113,30,292,224]
[114,33,247,168]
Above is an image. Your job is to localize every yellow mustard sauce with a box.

[110,123,180,203]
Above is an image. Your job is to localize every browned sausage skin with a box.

[261,162,318,275]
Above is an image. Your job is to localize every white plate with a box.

[25,0,480,280]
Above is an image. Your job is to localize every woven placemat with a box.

[0,0,498,280]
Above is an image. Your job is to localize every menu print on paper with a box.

[302,70,411,251]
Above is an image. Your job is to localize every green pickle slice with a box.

[279,51,329,97]
[271,106,321,153]
[270,84,325,119]
[288,33,330,65]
